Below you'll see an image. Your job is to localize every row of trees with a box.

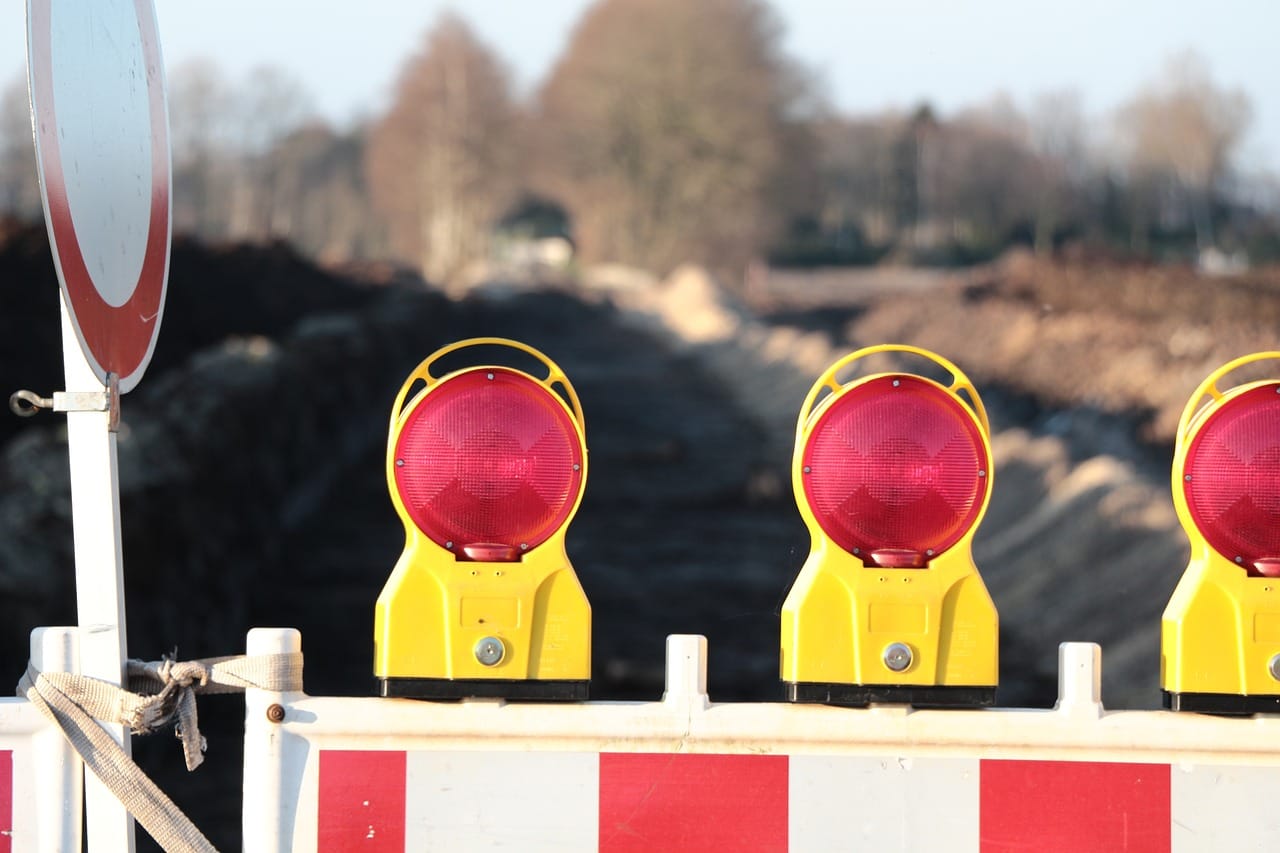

[808,57,1268,268]
[1,0,1277,282]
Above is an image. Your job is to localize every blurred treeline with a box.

[2,0,1278,282]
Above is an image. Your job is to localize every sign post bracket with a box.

[10,375,120,431]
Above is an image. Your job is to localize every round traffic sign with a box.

[27,0,171,393]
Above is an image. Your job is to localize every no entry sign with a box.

[27,0,171,393]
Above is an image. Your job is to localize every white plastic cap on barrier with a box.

[247,627,302,660]
[662,634,708,708]
[1054,642,1104,718]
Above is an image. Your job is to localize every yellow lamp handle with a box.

[1175,351,1280,448]
[388,337,586,443]
[795,344,990,440]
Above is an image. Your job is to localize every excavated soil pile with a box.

[760,251,1280,445]
[1,224,796,847]
[2,222,1278,847]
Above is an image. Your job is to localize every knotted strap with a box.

[18,651,302,853]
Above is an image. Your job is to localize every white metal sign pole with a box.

[59,296,136,853]
[26,0,167,847]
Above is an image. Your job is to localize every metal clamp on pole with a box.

[9,373,121,431]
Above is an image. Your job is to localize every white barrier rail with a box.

[0,628,82,852]
[243,629,1280,852]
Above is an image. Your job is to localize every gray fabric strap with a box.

[18,651,303,853]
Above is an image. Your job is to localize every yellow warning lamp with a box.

[374,338,591,700]
[1162,351,1280,713]
[781,344,999,707]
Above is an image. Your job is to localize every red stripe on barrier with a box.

[980,759,1170,853]
[599,753,788,853]
[0,750,10,853]
[318,750,406,851]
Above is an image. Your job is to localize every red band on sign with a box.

[980,759,1170,853]
[599,753,789,853]
[28,0,170,390]
[318,750,406,852]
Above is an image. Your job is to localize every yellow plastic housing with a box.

[781,345,998,692]
[1162,352,1280,703]
[374,338,590,684]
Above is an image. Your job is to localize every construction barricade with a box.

[243,629,1280,852]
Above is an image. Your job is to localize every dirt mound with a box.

[618,263,1192,707]
[0,232,797,848]
[0,230,1266,847]
[757,257,1280,444]
[0,225,380,451]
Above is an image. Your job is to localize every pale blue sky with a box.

[4,0,1277,173]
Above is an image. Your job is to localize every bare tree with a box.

[0,72,41,221]
[227,65,318,240]
[365,13,518,284]
[169,59,321,244]
[260,123,384,261]
[536,0,817,276]
[1028,91,1087,256]
[813,114,896,246]
[168,59,238,237]
[853,97,1042,259]
[1118,52,1252,249]
[812,101,1052,261]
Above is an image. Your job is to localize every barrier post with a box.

[28,627,82,852]
[662,634,709,709]
[243,628,303,852]
[1054,642,1104,719]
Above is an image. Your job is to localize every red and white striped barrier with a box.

[312,750,1273,851]
[243,631,1280,852]
[0,628,82,852]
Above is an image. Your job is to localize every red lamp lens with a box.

[801,375,988,565]
[1183,383,1280,575]
[393,368,584,559]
